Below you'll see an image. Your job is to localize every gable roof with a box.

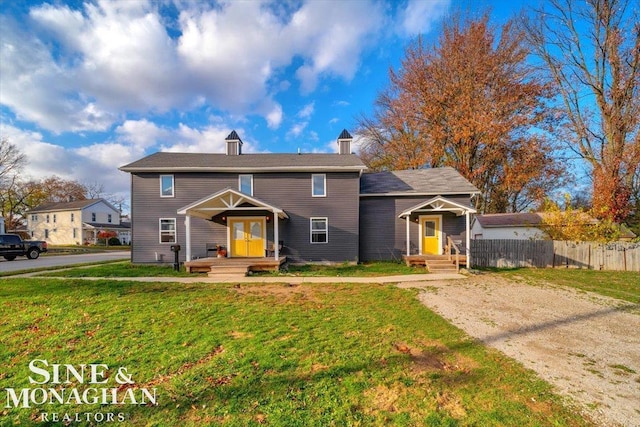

[360,167,479,196]
[473,213,544,228]
[28,198,118,214]
[120,152,366,173]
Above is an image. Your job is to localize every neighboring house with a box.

[0,217,4,234]
[470,213,548,240]
[27,198,130,245]
[119,130,479,264]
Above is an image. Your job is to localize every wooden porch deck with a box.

[185,256,286,276]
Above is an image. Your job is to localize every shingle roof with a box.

[338,129,352,139]
[29,199,105,213]
[474,213,544,228]
[120,152,367,172]
[225,130,242,142]
[360,167,479,195]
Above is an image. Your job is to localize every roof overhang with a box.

[177,188,289,220]
[120,165,367,173]
[399,196,477,218]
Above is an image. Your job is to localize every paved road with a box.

[0,251,130,272]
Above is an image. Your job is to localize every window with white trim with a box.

[310,217,328,243]
[108,214,112,223]
[53,214,57,223]
[71,213,74,222]
[160,175,174,197]
[239,174,253,196]
[91,212,96,222]
[159,218,177,243]
[312,174,326,197]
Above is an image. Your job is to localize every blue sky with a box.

[1,0,529,205]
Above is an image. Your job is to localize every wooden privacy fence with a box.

[471,239,640,272]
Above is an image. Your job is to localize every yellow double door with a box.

[229,218,265,257]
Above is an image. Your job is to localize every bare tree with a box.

[0,138,26,184]
[522,0,640,222]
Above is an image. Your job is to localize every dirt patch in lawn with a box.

[399,275,640,427]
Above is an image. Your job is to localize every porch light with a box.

[221,216,227,222]
[266,216,271,222]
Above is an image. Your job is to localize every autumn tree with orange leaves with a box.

[523,0,640,226]
[358,13,565,213]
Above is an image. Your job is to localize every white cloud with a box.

[297,102,315,119]
[1,1,389,134]
[399,0,450,36]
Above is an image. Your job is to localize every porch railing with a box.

[446,236,460,273]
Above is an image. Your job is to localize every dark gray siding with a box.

[359,195,471,261]
[130,171,360,263]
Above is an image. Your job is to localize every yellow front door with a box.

[230,218,264,257]
[421,216,441,255]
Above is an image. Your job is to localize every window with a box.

[44,229,49,239]
[31,214,38,221]
[310,217,328,243]
[159,218,176,243]
[46,214,50,223]
[53,214,57,223]
[91,212,96,222]
[108,214,112,223]
[73,228,77,239]
[71,213,74,222]
[312,174,326,197]
[160,175,174,197]
[239,174,253,196]
[424,221,436,237]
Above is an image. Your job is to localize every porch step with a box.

[207,266,249,277]
[424,258,459,273]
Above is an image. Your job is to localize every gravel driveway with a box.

[398,274,640,427]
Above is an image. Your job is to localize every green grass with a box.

[0,277,591,426]
[40,261,424,278]
[492,268,640,304]
[276,261,428,277]
[0,260,131,278]
[40,261,193,277]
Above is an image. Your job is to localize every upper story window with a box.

[46,214,50,223]
[108,214,112,223]
[53,214,57,223]
[239,174,253,196]
[160,175,174,197]
[312,174,326,197]
[71,213,74,222]
[91,212,96,222]
[31,214,38,221]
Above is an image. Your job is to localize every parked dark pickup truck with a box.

[0,234,48,261]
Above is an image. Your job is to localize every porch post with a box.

[405,215,410,256]
[273,209,279,260]
[465,210,471,268]
[185,215,192,261]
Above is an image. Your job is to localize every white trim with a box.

[159,218,177,244]
[121,165,367,173]
[310,217,329,244]
[311,174,326,197]
[238,174,253,196]
[399,196,477,218]
[185,216,191,261]
[418,214,442,255]
[177,188,287,220]
[160,175,175,198]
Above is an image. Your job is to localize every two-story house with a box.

[27,198,131,245]
[119,130,479,267]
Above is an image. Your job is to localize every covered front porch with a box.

[398,196,476,267]
[177,188,288,264]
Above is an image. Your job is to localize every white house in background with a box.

[27,198,131,245]
[471,213,548,240]
[0,216,4,234]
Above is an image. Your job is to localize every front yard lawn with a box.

[494,269,640,304]
[0,277,591,426]
[39,261,425,278]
